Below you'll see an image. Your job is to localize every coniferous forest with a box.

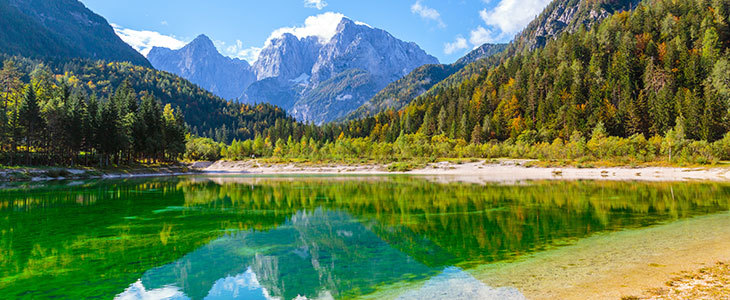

[1,0,730,166]
[338,0,730,143]
[0,60,187,166]
[211,0,730,165]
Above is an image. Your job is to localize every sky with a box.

[79,0,552,64]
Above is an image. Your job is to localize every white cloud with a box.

[220,40,262,63]
[411,1,446,28]
[469,26,494,46]
[219,12,370,63]
[448,0,549,50]
[444,36,468,54]
[478,0,551,41]
[111,24,186,56]
[304,0,327,10]
[266,12,368,46]
[113,12,371,64]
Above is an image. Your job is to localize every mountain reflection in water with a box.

[116,208,524,300]
[1,176,729,299]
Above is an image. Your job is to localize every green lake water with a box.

[1,176,729,299]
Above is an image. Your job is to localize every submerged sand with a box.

[200,160,730,182]
[472,212,730,299]
[357,212,730,300]
[198,160,730,299]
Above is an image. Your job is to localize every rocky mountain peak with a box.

[253,33,321,81]
[188,34,216,50]
[147,16,438,124]
[335,17,358,33]
[147,35,255,100]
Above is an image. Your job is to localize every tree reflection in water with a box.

[0,176,728,299]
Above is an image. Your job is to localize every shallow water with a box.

[1,176,729,299]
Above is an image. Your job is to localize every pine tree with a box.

[471,124,482,144]
[18,85,43,165]
[459,114,469,141]
[437,106,447,134]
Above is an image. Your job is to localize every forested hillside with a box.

[0,60,185,165]
[409,0,644,112]
[0,0,150,67]
[0,56,306,165]
[344,0,730,142]
[214,0,730,165]
[2,56,298,143]
[345,44,507,121]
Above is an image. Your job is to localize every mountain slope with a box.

[512,0,642,52]
[408,0,644,108]
[148,35,256,100]
[149,17,438,124]
[335,0,730,144]
[0,0,150,67]
[345,43,507,121]
[286,18,439,124]
[455,43,510,66]
[4,55,296,143]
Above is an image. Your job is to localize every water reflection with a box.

[396,267,524,300]
[120,209,442,299]
[116,208,526,300]
[0,176,729,299]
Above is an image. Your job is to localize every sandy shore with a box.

[0,165,196,182]
[468,212,730,299]
[200,160,730,182]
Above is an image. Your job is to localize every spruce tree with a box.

[18,85,43,165]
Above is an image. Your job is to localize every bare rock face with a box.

[518,0,642,51]
[148,17,438,124]
[311,18,438,87]
[253,34,321,82]
[282,18,439,124]
[148,35,256,101]
[249,17,438,124]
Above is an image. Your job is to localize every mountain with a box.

[0,0,301,145]
[0,0,150,67]
[5,55,298,142]
[455,43,509,66]
[253,34,321,82]
[149,17,437,124]
[148,35,256,100]
[512,0,642,52]
[344,0,641,123]
[250,18,439,124]
[281,19,439,124]
[334,0,730,144]
[345,43,507,121]
[402,0,644,112]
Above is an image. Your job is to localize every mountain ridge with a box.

[403,0,644,112]
[0,0,150,67]
[343,43,508,121]
[148,34,256,101]
[148,17,438,124]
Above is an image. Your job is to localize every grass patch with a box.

[387,161,426,172]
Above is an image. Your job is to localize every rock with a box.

[148,34,256,101]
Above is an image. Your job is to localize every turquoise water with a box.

[1,176,729,299]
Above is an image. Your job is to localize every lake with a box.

[1,175,730,299]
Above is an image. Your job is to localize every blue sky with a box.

[80,0,552,64]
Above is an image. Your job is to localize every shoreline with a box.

[0,165,198,182]
[200,160,730,182]
[2,161,729,298]
[3,160,730,183]
[473,211,730,300]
